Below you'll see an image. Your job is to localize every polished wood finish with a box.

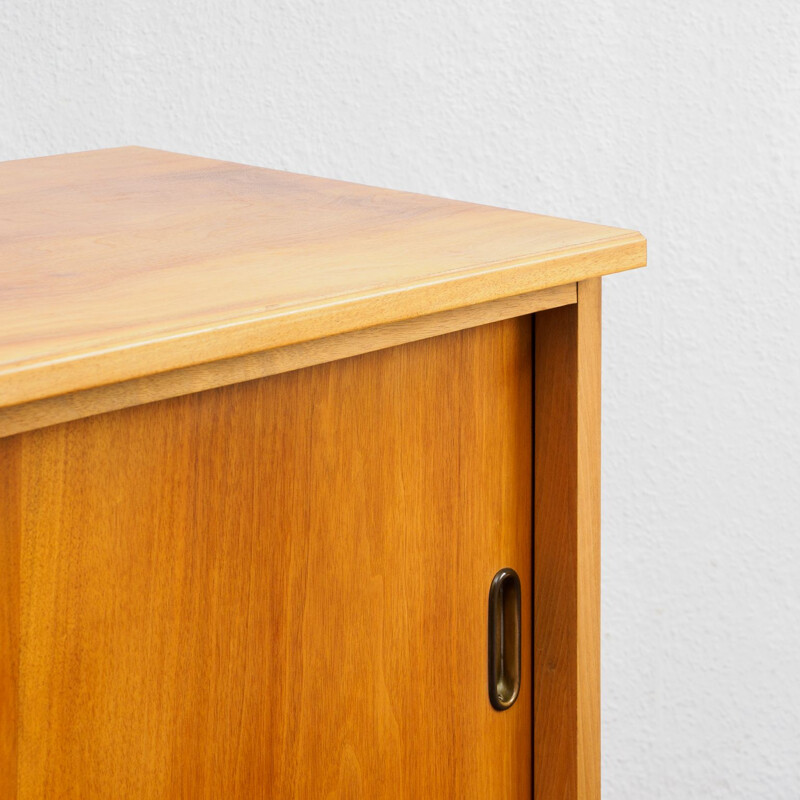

[0,437,20,800]
[0,283,575,439]
[1,318,532,799]
[1,146,646,798]
[0,146,645,408]
[533,279,602,800]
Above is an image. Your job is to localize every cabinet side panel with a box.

[0,436,20,800]
[533,278,601,800]
[15,318,532,799]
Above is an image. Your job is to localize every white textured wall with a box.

[2,1,799,796]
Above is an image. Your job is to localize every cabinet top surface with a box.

[0,146,645,407]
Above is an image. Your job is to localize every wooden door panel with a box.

[3,317,532,799]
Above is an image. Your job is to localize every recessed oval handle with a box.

[488,567,521,711]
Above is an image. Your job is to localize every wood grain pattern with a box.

[1,317,532,799]
[533,279,602,800]
[0,283,574,439]
[0,146,645,407]
[0,437,20,800]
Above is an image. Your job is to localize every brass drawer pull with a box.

[488,567,521,711]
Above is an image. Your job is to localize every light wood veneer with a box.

[0,147,644,409]
[0,146,646,799]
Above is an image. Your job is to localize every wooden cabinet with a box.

[0,147,645,799]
